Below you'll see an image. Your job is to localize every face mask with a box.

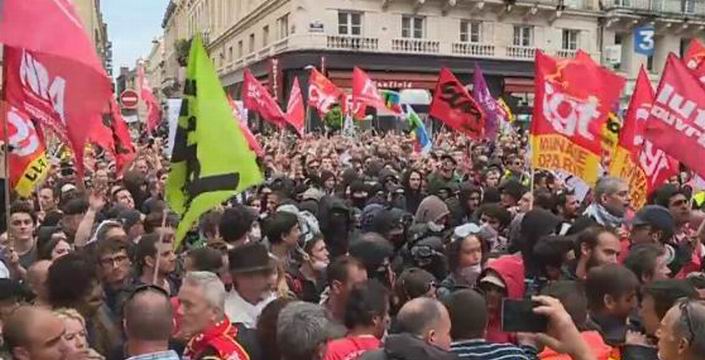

[311,259,329,272]
[459,264,482,284]
[428,221,445,233]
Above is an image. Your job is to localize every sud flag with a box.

[643,54,705,179]
[166,35,263,247]
[286,78,305,136]
[308,68,344,115]
[1,106,50,197]
[531,50,625,186]
[242,69,286,128]
[609,68,677,209]
[352,67,401,115]
[0,0,113,177]
[429,68,485,139]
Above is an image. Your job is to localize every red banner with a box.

[685,39,705,85]
[429,68,485,139]
[643,54,705,178]
[308,68,343,115]
[609,67,678,209]
[531,51,625,185]
[286,77,305,136]
[242,69,286,128]
[352,67,399,115]
[1,106,50,197]
[137,62,162,134]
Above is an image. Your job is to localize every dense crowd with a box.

[0,128,704,360]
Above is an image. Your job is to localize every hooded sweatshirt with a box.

[414,195,450,225]
[484,254,526,344]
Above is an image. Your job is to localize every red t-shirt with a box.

[323,335,381,360]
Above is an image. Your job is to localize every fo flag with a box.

[531,51,625,185]
[166,36,263,247]
[308,68,343,115]
[643,54,705,178]
[0,0,113,177]
[242,69,286,128]
[286,78,305,136]
[429,68,485,139]
[609,67,678,209]
[1,106,50,197]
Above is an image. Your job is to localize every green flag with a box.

[166,35,263,247]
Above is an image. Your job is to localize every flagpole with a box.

[1,49,12,234]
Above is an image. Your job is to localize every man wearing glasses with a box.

[656,298,705,360]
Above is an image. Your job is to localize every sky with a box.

[102,0,171,75]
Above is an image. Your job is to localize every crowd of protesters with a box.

[0,127,704,360]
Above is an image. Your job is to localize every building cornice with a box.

[208,0,290,50]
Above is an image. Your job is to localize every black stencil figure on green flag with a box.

[166,35,263,248]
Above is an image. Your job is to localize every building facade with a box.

[74,0,113,75]
[162,0,705,114]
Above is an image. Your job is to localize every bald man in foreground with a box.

[2,305,70,360]
[26,260,52,307]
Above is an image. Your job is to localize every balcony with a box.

[607,0,705,16]
[451,42,495,57]
[258,46,272,59]
[392,38,440,54]
[327,35,379,51]
[555,49,577,58]
[272,38,289,54]
[506,45,536,59]
[244,52,257,64]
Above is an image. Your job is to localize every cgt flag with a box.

[242,69,286,128]
[166,36,263,247]
[1,106,50,198]
[429,68,485,139]
[286,77,305,136]
[531,50,625,186]
[643,54,705,178]
[609,67,677,209]
[352,67,400,115]
[308,68,344,115]
[685,39,705,85]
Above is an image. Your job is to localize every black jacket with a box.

[359,334,458,360]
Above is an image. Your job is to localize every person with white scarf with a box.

[583,176,631,229]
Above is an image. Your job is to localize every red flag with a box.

[227,95,264,157]
[286,78,305,136]
[342,94,367,120]
[643,54,705,178]
[531,50,625,185]
[1,106,50,197]
[137,62,162,134]
[429,68,485,139]
[308,68,344,115]
[0,0,112,177]
[685,39,705,85]
[352,67,399,115]
[108,98,137,174]
[242,69,286,128]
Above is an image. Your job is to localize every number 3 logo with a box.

[639,29,654,51]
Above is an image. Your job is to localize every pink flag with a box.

[286,78,305,136]
[137,62,163,134]
[242,69,286,128]
[0,0,112,177]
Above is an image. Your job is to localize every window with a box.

[338,11,362,36]
[263,25,270,47]
[278,14,289,39]
[682,0,695,13]
[460,20,481,43]
[402,15,424,39]
[647,55,654,71]
[513,25,533,47]
[228,46,233,61]
[238,40,244,58]
[249,33,255,53]
[561,29,579,50]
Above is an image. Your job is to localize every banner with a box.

[472,63,500,140]
[530,50,625,185]
[1,106,50,197]
[137,61,163,133]
[242,69,286,128]
[166,36,263,247]
[308,68,343,115]
[404,104,432,153]
[609,68,677,209]
[166,98,182,157]
[429,67,485,139]
[643,54,705,179]
[0,0,112,177]
[286,77,305,136]
[352,67,400,115]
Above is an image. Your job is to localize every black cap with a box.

[632,205,675,232]
[228,242,275,274]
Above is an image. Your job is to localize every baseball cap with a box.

[631,205,675,232]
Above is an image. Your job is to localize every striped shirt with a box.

[450,339,539,360]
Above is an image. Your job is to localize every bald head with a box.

[3,305,69,359]
[124,288,174,342]
[27,260,52,302]
[396,297,447,337]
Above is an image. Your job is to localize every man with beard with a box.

[583,176,630,229]
[564,226,621,280]
[134,234,179,296]
[555,189,580,227]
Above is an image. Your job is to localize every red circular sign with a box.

[120,90,139,109]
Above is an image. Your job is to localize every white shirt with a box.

[224,289,276,329]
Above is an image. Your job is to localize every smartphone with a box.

[501,299,548,333]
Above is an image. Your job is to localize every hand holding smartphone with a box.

[501,298,548,333]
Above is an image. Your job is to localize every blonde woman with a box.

[54,308,105,360]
